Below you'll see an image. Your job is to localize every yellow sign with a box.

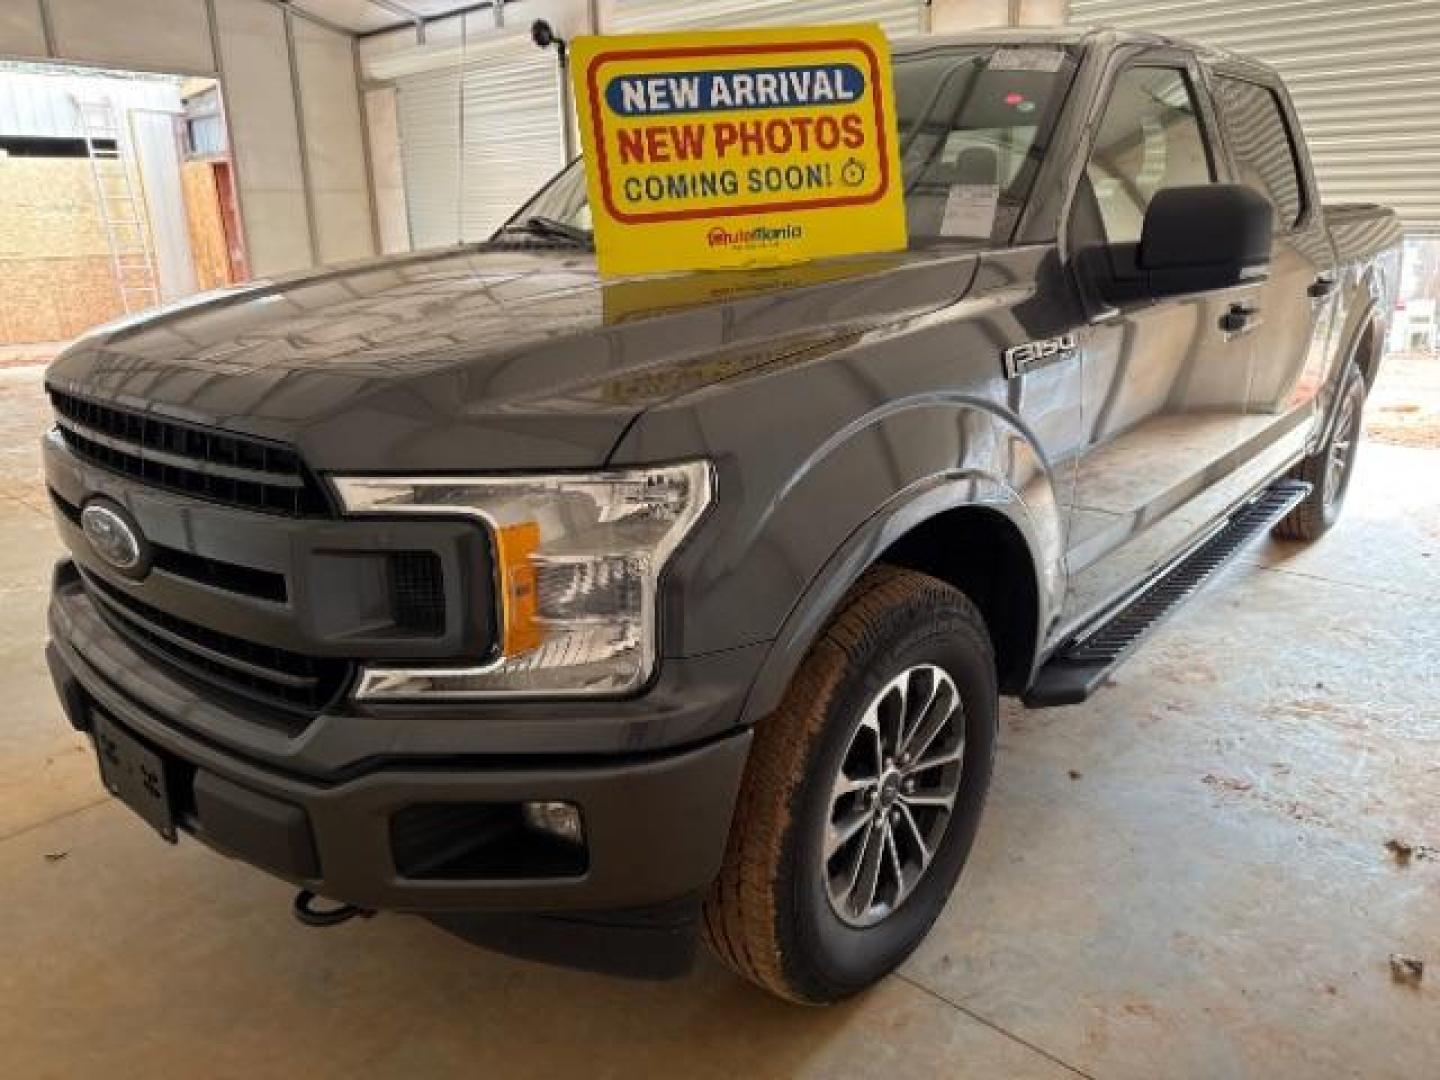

[572,25,907,276]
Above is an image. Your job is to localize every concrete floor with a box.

[1,362,1436,1079]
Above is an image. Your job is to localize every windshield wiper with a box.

[497,215,593,247]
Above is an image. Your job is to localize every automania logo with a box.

[706,223,803,248]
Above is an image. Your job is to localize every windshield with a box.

[504,45,1076,247]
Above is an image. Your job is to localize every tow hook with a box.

[292,889,375,928]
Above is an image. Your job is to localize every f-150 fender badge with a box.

[1003,333,1078,379]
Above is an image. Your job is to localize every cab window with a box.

[1213,76,1305,231]
[1084,67,1214,244]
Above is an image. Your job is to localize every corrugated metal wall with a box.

[396,67,461,248]
[391,29,567,248]
[458,36,568,240]
[1069,0,1440,232]
[608,0,926,38]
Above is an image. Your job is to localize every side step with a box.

[1023,480,1311,708]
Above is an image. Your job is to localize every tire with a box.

[1272,365,1367,543]
[702,565,998,1003]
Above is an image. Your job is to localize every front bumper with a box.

[47,564,756,917]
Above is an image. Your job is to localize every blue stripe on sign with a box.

[604,65,867,117]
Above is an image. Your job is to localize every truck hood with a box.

[46,245,981,471]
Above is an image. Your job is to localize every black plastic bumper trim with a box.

[47,637,752,914]
[425,893,704,980]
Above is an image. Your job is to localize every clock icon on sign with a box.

[841,158,867,187]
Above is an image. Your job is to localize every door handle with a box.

[1220,303,1260,333]
[1308,276,1337,299]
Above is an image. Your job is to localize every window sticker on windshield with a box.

[941,184,1000,238]
[988,49,1066,73]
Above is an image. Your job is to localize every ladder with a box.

[75,96,160,315]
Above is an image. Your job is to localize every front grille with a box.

[50,391,331,517]
[50,489,287,603]
[80,569,350,716]
[389,552,445,635]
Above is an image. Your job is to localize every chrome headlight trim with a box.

[332,462,713,701]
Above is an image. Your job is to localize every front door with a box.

[1062,57,1258,631]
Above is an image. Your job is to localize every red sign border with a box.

[584,39,893,226]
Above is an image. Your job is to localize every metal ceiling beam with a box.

[203,0,256,262]
[353,33,383,253]
[356,2,500,39]
[265,1,428,43]
[267,2,545,47]
[265,0,355,37]
[363,0,427,26]
[36,0,57,57]
[282,5,322,265]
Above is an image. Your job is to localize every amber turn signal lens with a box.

[495,520,543,656]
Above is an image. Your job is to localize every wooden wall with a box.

[0,157,126,343]
[181,161,233,292]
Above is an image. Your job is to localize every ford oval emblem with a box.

[80,501,149,577]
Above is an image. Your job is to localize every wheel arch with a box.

[1352,309,1384,391]
[1314,295,1385,456]
[738,478,1050,728]
[1341,265,1389,391]
[879,504,1041,695]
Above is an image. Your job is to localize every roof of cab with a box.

[892,25,1268,74]
[894,26,1096,49]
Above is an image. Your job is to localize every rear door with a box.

[1062,52,1257,629]
[1209,67,1341,477]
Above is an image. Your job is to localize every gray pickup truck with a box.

[44,27,1400,1003]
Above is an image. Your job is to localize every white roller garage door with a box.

[607,0,926,39]
[388,31,567,248]
[1068,0,1440,232]
[395,67,462,249]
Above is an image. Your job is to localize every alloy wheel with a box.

[1325,389,1362,511]
[823,664,965,928]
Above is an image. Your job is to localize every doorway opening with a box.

[0,61,248,356]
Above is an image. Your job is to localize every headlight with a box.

[333,462,713,699]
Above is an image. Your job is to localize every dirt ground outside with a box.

[0,342,69,370]
[1367,350,1440,449]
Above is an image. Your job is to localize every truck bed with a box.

[1326,202,1404,266]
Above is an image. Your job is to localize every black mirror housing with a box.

[1138,184,1273,298]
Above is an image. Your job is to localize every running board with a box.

[1023,480,1311,708]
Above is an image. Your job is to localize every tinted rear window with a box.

[1214,76,1305,231]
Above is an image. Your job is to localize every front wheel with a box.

[1273,365,1367,543]
[702,566,997,1003]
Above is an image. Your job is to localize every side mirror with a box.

[1138,184,1273,298]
